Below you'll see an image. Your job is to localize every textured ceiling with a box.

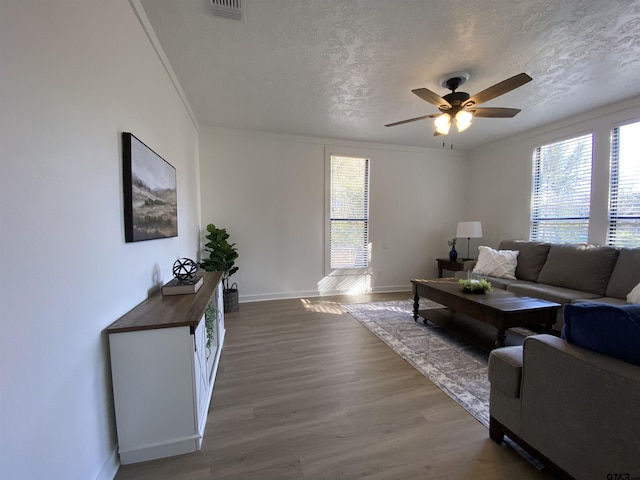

[140,0,640,150]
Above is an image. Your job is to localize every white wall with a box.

[199,128,467,301]
[466,97,640,249]
[5,5,637,480]
[0,2,200,479]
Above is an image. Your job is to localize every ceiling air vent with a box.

[211,0,243,20]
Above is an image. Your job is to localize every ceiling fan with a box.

[385,72,532,135]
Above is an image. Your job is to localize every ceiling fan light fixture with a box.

[434,113,451,135]
[386,72,531,138]
[455,110,473,132]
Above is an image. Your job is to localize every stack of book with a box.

[161,275,204,296]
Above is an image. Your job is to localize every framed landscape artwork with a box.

[122,132,178,242]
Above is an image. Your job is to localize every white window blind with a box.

[530,133,593,243]
[608,121,640,248]
[329,155,369,269]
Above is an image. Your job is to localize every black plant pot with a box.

[449,246,458,261]
[223,285,239,312]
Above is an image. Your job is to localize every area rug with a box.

[342,299,546,469]
[341,299,492,427]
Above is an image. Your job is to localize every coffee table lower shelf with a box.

[412,279,560,350]
[416,308,540,351]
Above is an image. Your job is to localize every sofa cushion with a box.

[488,346,523,398]
[498,240,551,282]
[573,296,628,306]
[536,244,619,295]
[562,303,640,366]
[507,283,602,305]
[606,248,640,299]
[472,246,519,279]
[471,275,534,291]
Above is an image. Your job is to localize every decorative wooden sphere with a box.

[172,258,198,281]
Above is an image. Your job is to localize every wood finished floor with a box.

[115,292,554,480]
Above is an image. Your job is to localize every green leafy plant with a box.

[458,278,492,293]
[200,223,239,290]
[204,301,217,349]
[447,238,457,247]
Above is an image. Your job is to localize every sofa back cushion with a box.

[498,240,551,282]
[605,248,640,299]
[536,244,619,295]
[562,302,640,366]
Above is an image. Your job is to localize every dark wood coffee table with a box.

[411,279,560,349]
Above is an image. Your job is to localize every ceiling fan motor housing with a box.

[442,91,470,111]
[440,74,471,111]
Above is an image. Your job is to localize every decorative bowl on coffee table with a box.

[459,278,492,293]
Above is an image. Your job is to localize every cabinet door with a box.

[109,327,198,463]
[206,300,218,380]
[192,317,209,435]
[216,282,225,345]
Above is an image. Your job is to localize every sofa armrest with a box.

[462,259,477,270]
[519,334,640,479]
[452,260,477,280]
[523,334,640,383]
[488,346,523,398]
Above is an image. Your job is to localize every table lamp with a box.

[456,221,483,260]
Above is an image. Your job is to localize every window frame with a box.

[324,149,371,275]
[607,120,640,248]
[529,132,594,243]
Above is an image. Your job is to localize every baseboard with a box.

[239,285,411,303]
[95,447,119,480]
[118,436,200,465]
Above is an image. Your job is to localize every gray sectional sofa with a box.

[469,240,640,332]
[489,334,640,479]
[482,241,640,478]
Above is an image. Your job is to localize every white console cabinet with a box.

[107,271,224,464]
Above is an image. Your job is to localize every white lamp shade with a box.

[456,221,483,238]
[434,113,451,135]
[455,110,473,132]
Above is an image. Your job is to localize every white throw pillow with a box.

[627,282,640,304]
[472,246,519,279]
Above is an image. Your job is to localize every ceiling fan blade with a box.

[469,107,521,118]
[385,113,438,127]
[463,73,532,107]
[412,88,451,109]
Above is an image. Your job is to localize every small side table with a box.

[436,258,475,278]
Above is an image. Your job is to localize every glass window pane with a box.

[329,156,369,269]
[608,121,640,248]
[530,134,593,243]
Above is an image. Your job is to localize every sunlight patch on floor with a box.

[317,273,372,295]
[299,298,344,314]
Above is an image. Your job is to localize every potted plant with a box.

[200,223,239,312]
[458,278,492,293]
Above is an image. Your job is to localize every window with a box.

[530,133,593,243]
[608,121,640,248]
[328,155,370,270]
